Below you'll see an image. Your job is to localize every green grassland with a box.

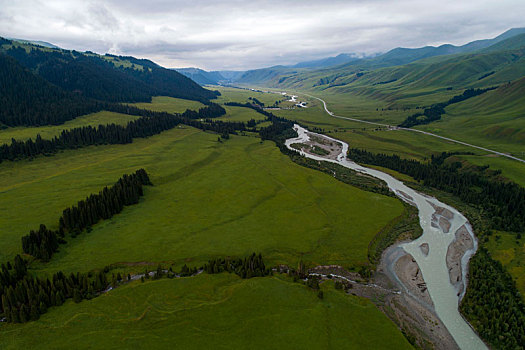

[218,105,267,123]
[417,78,525,159]
[212,86,525,184]
[129,96,205,114]
[214,86,286,106]
[486,232,525,295]
[0,274,412,350]
[0,111,139,144]
[0,126,403,274]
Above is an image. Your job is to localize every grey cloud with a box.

[0,0,524,70]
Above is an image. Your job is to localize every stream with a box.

[285,124,487,350]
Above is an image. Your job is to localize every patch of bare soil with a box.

[395,254,434,308]
[429,202,453,233]
[384,293,460,350]
[300,132,343,160]
[397,190,414,201]
[446,225,474,296]
[439,217,451,233]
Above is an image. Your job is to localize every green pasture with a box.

[0,274,412,349]
[214,86,285,106]
[0,126,403,274]
[129,96,205,114]
[0,111,139,144]
[218,105,267,123]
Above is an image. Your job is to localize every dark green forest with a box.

[461,248,525,349]
[346,149,525,232]
[0,103,234,163]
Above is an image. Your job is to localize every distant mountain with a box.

[174,67,226,85]
[234,66,295,85]
[217,70,245,82]
[348,27,525,69]
[481,33,525,53]
[6,37,61,49]
[291,53,362,69]
[232,27,525,86]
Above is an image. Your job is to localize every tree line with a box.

[0,103,229,163]
[399,87,497,127]
[22,169,152,261]
[0,255,109,323]
[224,101,276,118]
[204,253,270,279]
[347,149,525,233]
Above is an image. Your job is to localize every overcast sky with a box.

[0,0,524,70]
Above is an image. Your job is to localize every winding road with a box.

[303,93,525,164]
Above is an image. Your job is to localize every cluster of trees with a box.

[248,97,264,106]
[204,253,270,279]
[258,114,297,149]
[21,169,152,261]
[179,103,226,119]
[347,149,525,233]
[0,255,108,323]
[460,248,525,349]
[399,87,497,127]
[0,104,227,163]
[21,225,63,262]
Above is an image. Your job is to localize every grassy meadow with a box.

[0,124,403,274]
[218,105,267,123]
[0,274,412,349]
[0,111,139,144]
[129,96,205,114]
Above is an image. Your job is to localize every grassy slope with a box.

[0,111,139,144]
[129,96,205,114]
[0,126,403,273]
[0,274,412,350]
[417,78,525,157]
[486,232,525,295]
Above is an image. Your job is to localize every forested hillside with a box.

[0,37,219,127]
[0,53,100,126]
[0,41,218,103]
